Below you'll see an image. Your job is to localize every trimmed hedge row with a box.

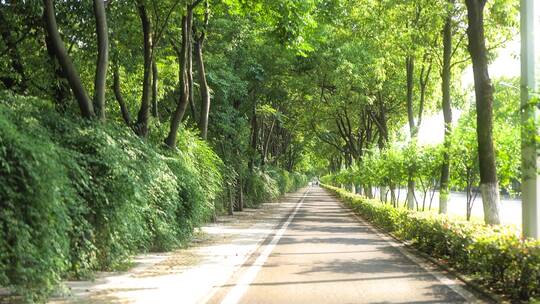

[323,184,540,302]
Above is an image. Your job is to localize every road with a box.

[207,187,484,304]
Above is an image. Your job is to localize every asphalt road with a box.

[207,187,484,304]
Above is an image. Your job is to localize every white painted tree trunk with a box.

[480,182,501,225]
[406,179,415,209]
[380,186,388,203]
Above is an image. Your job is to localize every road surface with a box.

[207,187,484,304]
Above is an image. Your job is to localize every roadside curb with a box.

[396,239,504,304]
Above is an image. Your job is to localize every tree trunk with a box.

[418,55,432,129]
[93,0,108,120]
[248,103,258,171]
[263,117,276,164]
[44,32,71,111]
[187,22,196,123]
[113,64,131,126]
[439,0,454,214]
[464,0,501,225]
[151,59,159,119]
[135,1,153,136]
[405,56,417,210]
[406,175,416,209]
[380,186,387,203]
[238,175,244,211]
[228,186,234,215]
[42,0,94,118]
[165,14,189,148]
[406,56,416,136]
[390,186,397,207]
[195,37,211,139]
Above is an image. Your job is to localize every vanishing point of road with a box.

[207,187,486,304]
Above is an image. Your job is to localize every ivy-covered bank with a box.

[0,94,307,302]
[322,184,540,302]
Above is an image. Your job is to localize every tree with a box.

[42,0,95,119]
[165,0,204,147]
[93,0,109,120]
[438,0,455,214]
[464,0,500,224]
[133,0,153,136]
[195,0,211,139]
[165,14,189,148]
[135,0,183,137]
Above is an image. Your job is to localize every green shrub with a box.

[290,172,308,191]
[0,101,71,302]
[163,132,223,234]
[0,92,301,301]
[244,167,308,207]
[245,169,280,206]
[271,168,292,195]
[323,184,540,301]
[0,93,224,301]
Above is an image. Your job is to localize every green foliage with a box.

[451,80,522,196]
[0,98,70,302]
[269,167,308,195]
[492,78,521,193]
[245,169,280,206]
[324,184,540,301]
[244,167,308,207]
[323,143,440,200]
[270,168,292,195]
[0,94,224,301]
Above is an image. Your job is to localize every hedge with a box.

[323,184,540,302]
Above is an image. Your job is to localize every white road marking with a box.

[219,189,310,304]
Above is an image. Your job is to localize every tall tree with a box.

[405,54,417,209]
[165,14,190,148]
[134,0,182,136]
[165,0,202,148]
[195,1,211,139]
[134,0,153,136]
[464,0,501,224]
[42,0,95,119]
[112,62,132,125]
[93,0,109,120]
[151,59,159,119]
[439,0,454,214]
